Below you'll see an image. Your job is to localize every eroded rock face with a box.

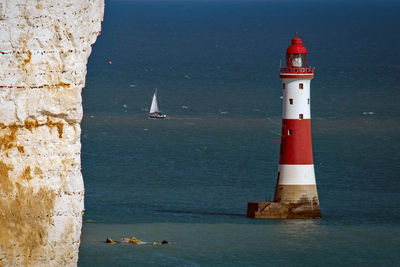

[0,1,104,265]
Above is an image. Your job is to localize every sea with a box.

[78,0,400,266]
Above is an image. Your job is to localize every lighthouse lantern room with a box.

[247,34,321,219]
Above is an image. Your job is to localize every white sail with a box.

[149,91,159,114]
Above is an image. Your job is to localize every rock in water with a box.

[0,1,104,266]
[121,236,144,245]
[105,238,116,244]
[128,237,144,245]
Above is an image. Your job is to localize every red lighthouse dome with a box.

[286,35,307,54]
[281,34,314,79]
[285,34,308,69]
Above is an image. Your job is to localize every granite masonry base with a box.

[247,201,321,219]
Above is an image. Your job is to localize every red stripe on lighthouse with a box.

[279,119,313,164]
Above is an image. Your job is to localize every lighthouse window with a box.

[299,83,304,89]
[289,98,293,105]
[299,114,303,120]
[307,98,310,104]
[283,83,285,89]
[288,129,293,136]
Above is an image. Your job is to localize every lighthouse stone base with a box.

[247,201,321,219]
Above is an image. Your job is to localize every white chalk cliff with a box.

[0,1,104,265]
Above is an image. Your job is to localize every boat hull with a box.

[149,114,167,119]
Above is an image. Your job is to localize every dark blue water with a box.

[78,1,400,266]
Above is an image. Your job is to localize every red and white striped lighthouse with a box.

[274,34,320,210]
[247,34,321,219]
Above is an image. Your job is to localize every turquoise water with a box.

[78,1,400,266]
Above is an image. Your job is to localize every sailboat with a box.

[149,88,167,119]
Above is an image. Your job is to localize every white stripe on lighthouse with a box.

[282,78,311,119]
[278,164,316,185]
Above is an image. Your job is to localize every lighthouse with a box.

[247,34,321,219]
